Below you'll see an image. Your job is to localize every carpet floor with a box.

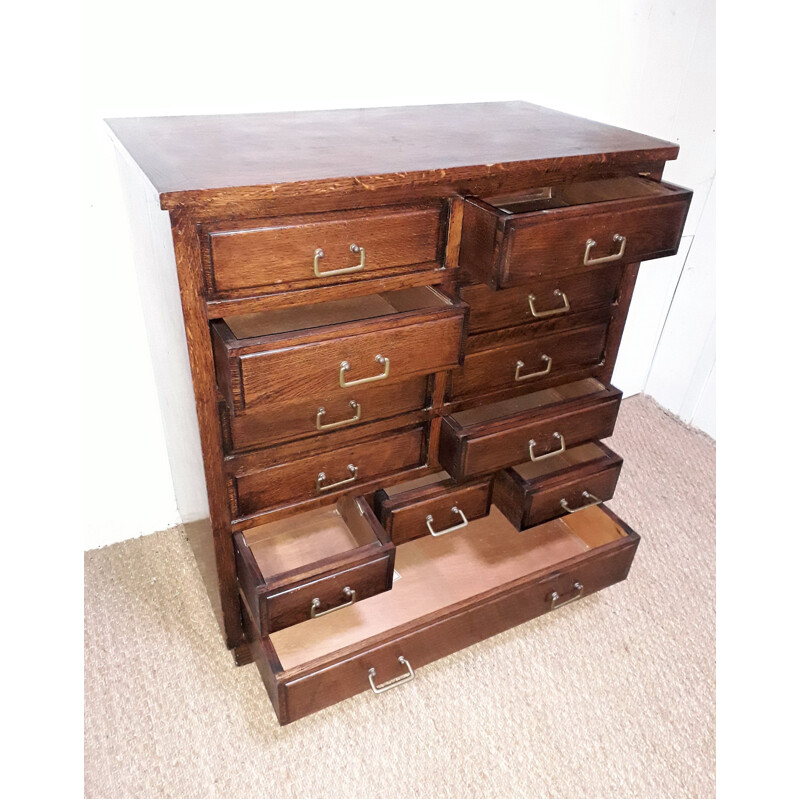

[84,395,716,799]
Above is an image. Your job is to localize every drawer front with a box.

[266,555,394,633]
[461,265,621,335]
[230,312,464,412]
[205,204,445,294]
[232,426,427,518]
[439,393,621,481]
[501,195,690,287]
[377,478,492,545]
[273,520,638,724]
[451,323,608,400]
[494,446,623,530]
[224,375,430,452]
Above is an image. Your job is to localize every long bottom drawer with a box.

[245,503,639,725]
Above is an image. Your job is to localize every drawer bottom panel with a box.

[247,503,639,725]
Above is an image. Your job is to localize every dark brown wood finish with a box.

[111,102,684,724]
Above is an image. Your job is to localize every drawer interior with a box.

[483,176,676,215]
[379,470,453,498]
[270,504,629,670]
[451,377,607,427]
[223,285,454,340]
[242,496,386,583]
[510,441,612,482]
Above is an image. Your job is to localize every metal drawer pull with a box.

[584,233,627,266]
[426,506,469,537]
[529,432,566,462]
[560,491,603,514]
[316,400,361,431]
[528,290,570,318]
[548,581,584,610]
[340,354,390,387]
[368,656,415,694]
[310,587,355,618]
[316,463,358,492]
[314,243,366,277]
[515,354,552,381]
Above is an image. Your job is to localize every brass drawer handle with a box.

[548,581,584,610]
[560,491,603,514]
[426,506,469,537]
[368,656,415,694]
[316,400,362,431]
[528,290,570,319]
[529,432,566,462]
[584,234,626,266]
[314,243,366,277]
[515,354,552,381]
[316,463,358,493]
[310,586,356,618]
[340,354,390,387]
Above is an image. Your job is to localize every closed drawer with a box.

[235,495,395,635]
[212,286,466,414]
[461,264,621,335]
[450,322,609,401]
[230,425,428,520]
[494,441,623,530]
[222,375,430,453]
[247,503,639,724]
[202,202,447,295]
[374,471,492,545]
[460,177,692,289]
[438,378,621,481]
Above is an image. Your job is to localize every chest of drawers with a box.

[109,102,691,725]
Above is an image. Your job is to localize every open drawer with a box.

[459,176,692,289]
[374,470,493,545]
[246,503,640,725]
[234,495,395,636]
[211,285,466,416]
[494,441,623,530]
[439,378,622,481]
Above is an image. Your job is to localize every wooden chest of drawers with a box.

[109,101,691,725]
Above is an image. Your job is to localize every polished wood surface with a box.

[107,102,678,205]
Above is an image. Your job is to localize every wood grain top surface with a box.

[107,102,678,208]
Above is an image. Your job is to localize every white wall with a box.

[84,0,715,549]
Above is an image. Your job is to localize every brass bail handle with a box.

[316,463,358,493]
[584,233,627,266]
[340,354,390,388]
[560,491,603,514]
[529,432,566,462]
[528,290,570,319]
[515,354,553,382]
[425,506,469,537]
[548,581,584,610]
[310,587,356,618]
[314,243,366,277]
[368,656,415,694]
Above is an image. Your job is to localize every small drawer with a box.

[450,322,609,401]
[202,202,447,296]
[460,177,692,289]
[235,495,395,635]
[374,471,493,545]
[229,424,428,520]
[460,264,622,335]
[494,441,623,530]
[438,378,621,481]
[222,375,430,453]
[212,286,466,414]
[249,503,639,724]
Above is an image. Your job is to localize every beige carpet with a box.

[84,396,716,799]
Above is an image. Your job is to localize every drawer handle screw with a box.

[529,432,566,462]
[314,243,366,277]
[560,491,603,514]
[368,656,415,694]
[310,587,356,618]
[584,233,627,266]
[528,290,571,318]
[425,506,469,537]
[340,354,390,387]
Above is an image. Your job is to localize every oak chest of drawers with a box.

[109,102,691,725]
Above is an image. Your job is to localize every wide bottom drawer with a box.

[245,503,639,725]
